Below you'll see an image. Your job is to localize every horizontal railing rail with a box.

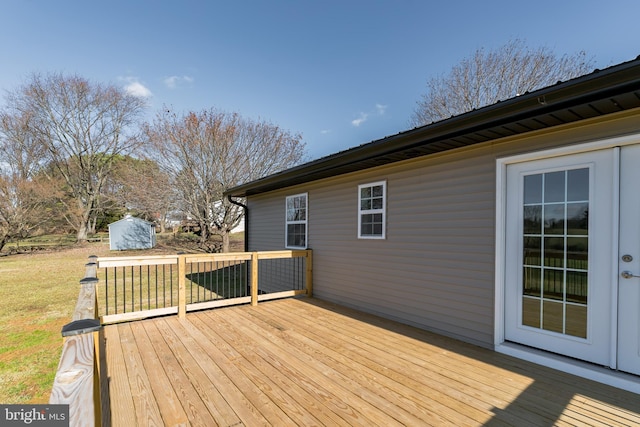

[97,250,312,324]
[50,256,102,427]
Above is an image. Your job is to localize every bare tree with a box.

[107,156,177,232]
[410,39,595,127]
[146,108,306,252]
[2,73,147,242]
[0,110,53,250]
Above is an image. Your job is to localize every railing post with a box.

[251,252,259,306]
[178,255,186,318]
[306,250,313,297]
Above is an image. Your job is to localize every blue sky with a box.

[1,1,639,160]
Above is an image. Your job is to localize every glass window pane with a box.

[565,305,587,338]
[544,171,565,203]
[360,222,372,236]
[566,203,588,235]
[543,269,564,300]
[372,198,383,209]
[524,174,542,204]
[361,187,371,198]
[566,271,588,304]
[522,297,540,328]
[544,204,565,235]
[544,237,565,268]
[566,237,588,270]
[543,300,564,333]
[372,185,383,197]
[286,208,295,221]
[567,168,589,202]
[523,237,541,266]
[361,199,371,210]
[524,205,542,234]
[287,224,306,247]
[523,267,541,297]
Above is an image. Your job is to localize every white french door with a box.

[503,144,640,375]
[618,144,640,375]
[505,149,615,366]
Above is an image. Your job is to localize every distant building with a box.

[108,215,157,250]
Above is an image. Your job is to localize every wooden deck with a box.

[99,297,640,426]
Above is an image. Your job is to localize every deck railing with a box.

[50,256,102,427]
[51,250,312,426]
[97,250,312,324]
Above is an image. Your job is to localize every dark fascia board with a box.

[226,56,640,198]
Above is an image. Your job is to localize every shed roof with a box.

[226,56,640,198]
[108,216,155,227]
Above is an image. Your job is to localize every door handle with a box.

[621,271,640,279]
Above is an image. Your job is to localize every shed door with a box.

[504,149,615,366]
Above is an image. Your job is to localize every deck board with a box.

[102,297,640,426]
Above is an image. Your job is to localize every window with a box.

[285,193,308,248]
[358,181,386,239]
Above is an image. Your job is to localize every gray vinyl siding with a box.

[246,113,640,349]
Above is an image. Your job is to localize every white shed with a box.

[108,216,156,250]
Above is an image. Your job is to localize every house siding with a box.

[247,111,640,349]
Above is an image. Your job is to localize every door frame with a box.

[494,132,640,394]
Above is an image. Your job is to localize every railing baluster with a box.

[104,268,109,315]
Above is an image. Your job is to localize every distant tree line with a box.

[0,73,306,252]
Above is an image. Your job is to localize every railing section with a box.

[50,256,102,427]
[97,250,312,324]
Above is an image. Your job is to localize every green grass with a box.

[0,232,245,403]
[0,244,112,403]
[186,262,249,299]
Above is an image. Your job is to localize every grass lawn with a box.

[0,232,244,404]
[0,244,112,403]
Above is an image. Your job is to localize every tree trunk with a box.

[0,234,7,252]
[221,231,230,253]
[198,220,209,247]
[76,222,89,242]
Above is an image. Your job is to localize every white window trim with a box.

[358,180,386,239]
[285,192,308,249]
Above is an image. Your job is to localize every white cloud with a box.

[164,75,194,89]
[320,129,331,134]
[351,104,387,127]
[351,112,368,127]
[120,77,152,98]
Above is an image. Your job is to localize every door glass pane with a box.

[565,305,587,338]
[543,301,564,333]
[523,267,541,297]
[523,237,541,266]
[524,206,542,234]
[567,168,589,201]
[524,174,542,204]
[521,168,589,338]
[566,203,589,234]
[544,204,565,235]
[522,297,541,328]
[544,171,565,203]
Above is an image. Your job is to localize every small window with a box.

[285,193,308,248]
[358,181,386,239]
